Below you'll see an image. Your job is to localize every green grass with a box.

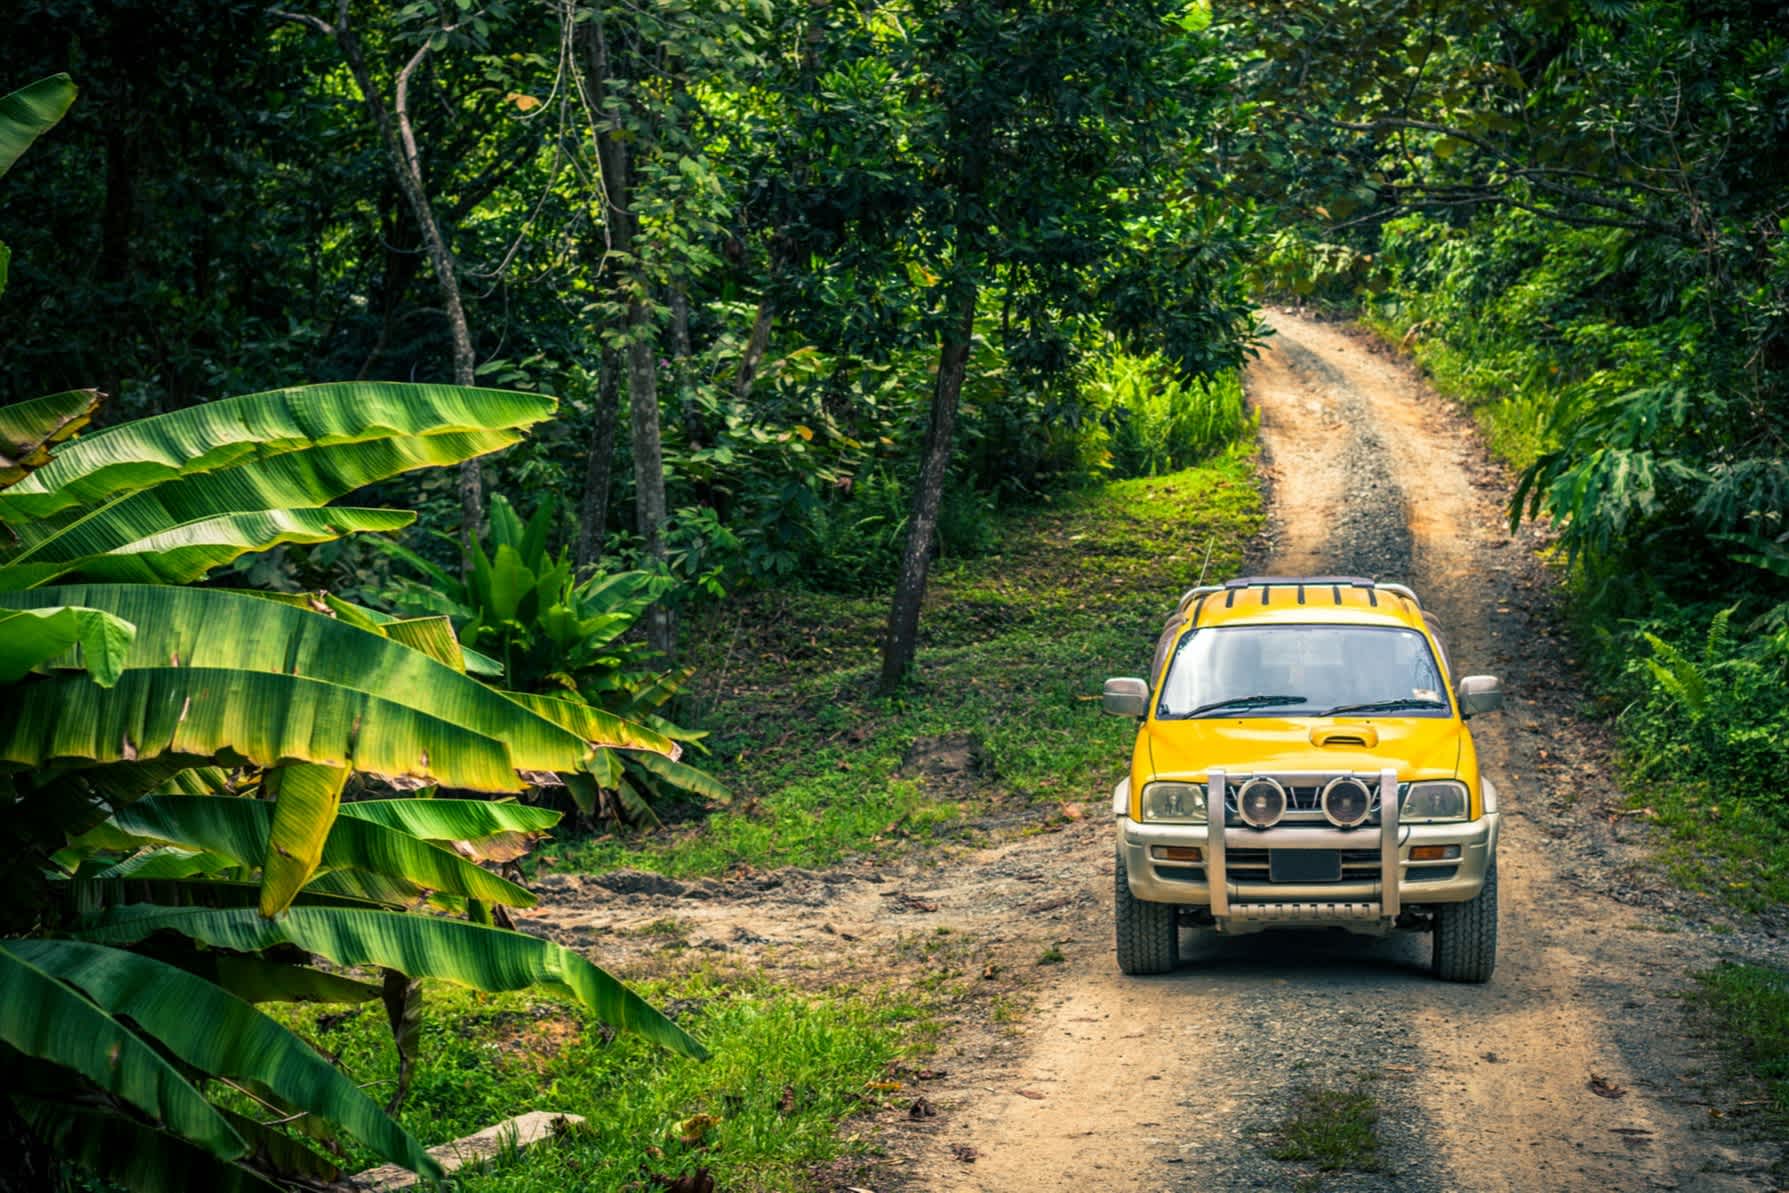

[263,975,917,1192]
[547,443,1264,879]
[1693,963,1789,1143]
[1267,1085,1381,1173]
[1626,778,1789,914]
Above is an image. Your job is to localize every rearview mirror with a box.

[1457,675,1503,718]
[1102,677,1149,718]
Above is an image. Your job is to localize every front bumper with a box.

[1117,768,1499,935]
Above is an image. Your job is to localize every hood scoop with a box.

[1310,725,1379,749]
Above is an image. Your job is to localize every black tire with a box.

[1432,857,1498,982]
[1114,850,1178,975]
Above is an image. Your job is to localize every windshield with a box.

[1156,624,1449,718]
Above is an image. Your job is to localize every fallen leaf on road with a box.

[1060,802,1085,821]
[915,1068,948,1080]
[1017,1089,1045,1100]
[1588,1075,1627,1099]
[910,1097,937,1120]
[1609,1127,1654,1136]
[951,1144,978,1163]
[1481,1051,1507,1064]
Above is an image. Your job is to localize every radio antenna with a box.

[1196,538,1215,587]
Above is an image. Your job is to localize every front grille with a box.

[1226,847,1381,884]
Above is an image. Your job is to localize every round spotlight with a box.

[1235,777,1287,829]
[1320,776,1374,829]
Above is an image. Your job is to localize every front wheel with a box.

[1114,851,1178,975]
[1431,857,1498,982]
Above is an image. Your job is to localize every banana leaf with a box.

[11,939,439,1176]
[0,429,522,580]
[505,688,677,756]
[0,943,244,1158]
[0,382,555,520]
[0,74,76,177]
[111,795,535,908]
[339,797,560,839]
[629,750,732,803]
[78,904,708,1059]
[2,585,615,776]
[381,614,466,671]
[0,604,134,684]
[1,667,528,792]
[0,388,101,488]
[6,507,417,589]
[260,765,350,918]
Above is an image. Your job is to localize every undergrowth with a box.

[267,976,915,1192]
[546,443,1263,878]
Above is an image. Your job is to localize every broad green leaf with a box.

[0,430,523,583]
[0,944,244,1158]
[0,74,77,177]
[339,797,561,839]
[505,688,677,755]
[0,382,555,519]
[382,615,466,671]
[11,1099,278,1193]
[1,667,526,791]
[630,750,732,802]
[208,956,382,1005]
[3,507,417,590]
[260,765,350,918]
[80,904,708,1059]
[0,389,102,488]
[9,940,438,1177]
[2,585,604,779]
[0,605,135,684]
[111,795,535,907]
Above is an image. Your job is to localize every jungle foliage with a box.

[1222,0,1789,858]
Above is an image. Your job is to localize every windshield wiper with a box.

[1177,694,1309,718]
[1319,697,1448,716]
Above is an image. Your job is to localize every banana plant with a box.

[0,382,707,1189]
[379,493,730,821]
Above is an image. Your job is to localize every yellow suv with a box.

[1102,576,1504,981]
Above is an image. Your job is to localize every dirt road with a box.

[532,314,1783,1191]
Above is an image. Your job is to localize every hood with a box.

[1144,715,1463,782]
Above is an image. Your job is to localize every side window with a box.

[1422,612,1452,677]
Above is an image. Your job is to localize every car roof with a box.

[1178,577,1432,632]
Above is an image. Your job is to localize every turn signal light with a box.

[1409,845,1461,861]
[1152,846,1204,862]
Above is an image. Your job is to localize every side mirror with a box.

[1102,677,1149,718]
[1457,675,1503,718]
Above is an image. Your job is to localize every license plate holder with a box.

[1269,850,1342,883]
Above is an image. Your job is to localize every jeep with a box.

[1103,576,1504,981]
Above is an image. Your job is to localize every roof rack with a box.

[1175,576,1421,615]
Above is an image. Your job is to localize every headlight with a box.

[1141,782,1207,824]
[1403,781,1470,823]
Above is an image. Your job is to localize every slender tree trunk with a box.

[583,12,675,659]
[273,3,484,551]
[575,353,621,572]
[879,284,978,691]
[735,297,775,398]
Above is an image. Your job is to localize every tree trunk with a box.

[576,353,621,573]
[626,300,675,658]
[583,11,674,659]
[734,297,775,398]
[274,5,486,552]
[879,284,977,691]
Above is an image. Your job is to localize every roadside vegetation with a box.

[1221,1,1789,912]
